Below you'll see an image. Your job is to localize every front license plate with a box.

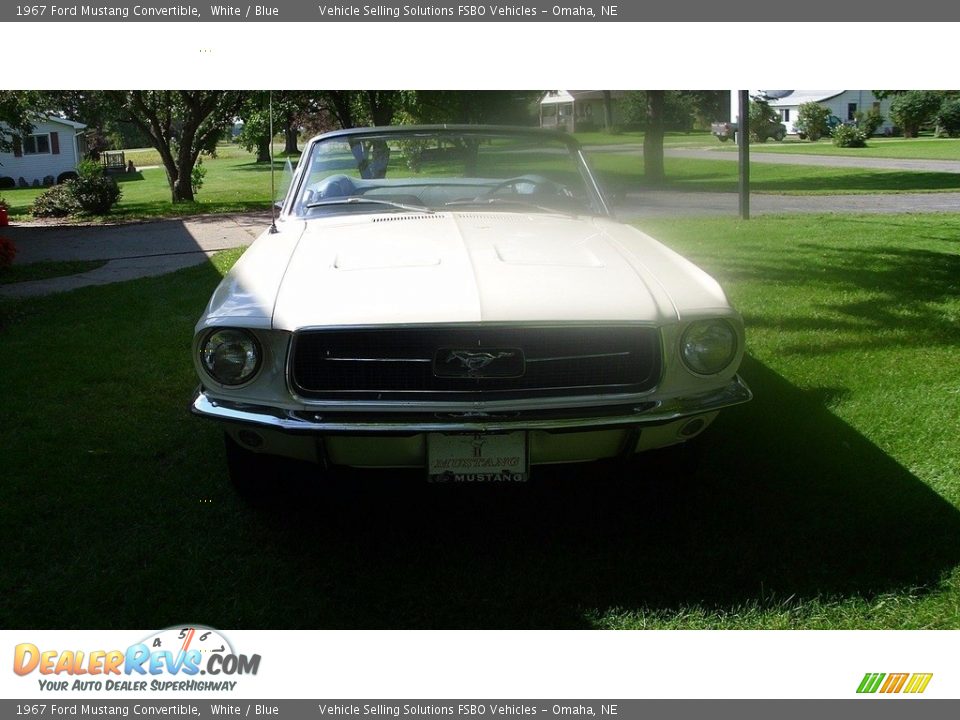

[427,432,528,483]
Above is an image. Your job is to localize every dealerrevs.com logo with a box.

[857,673,933,694]
[13,626,260,692]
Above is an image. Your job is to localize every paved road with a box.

[1,213,269,298]
[617,190,960,219]
[587,144,960,173]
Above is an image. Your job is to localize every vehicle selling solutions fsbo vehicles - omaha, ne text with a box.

[191,125,751,487]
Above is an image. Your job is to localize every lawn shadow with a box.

[712,233,960,354]
[236,354,960,628]
[114,171,146,184]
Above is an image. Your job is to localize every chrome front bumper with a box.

[190,375,752,434]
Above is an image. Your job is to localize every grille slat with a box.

[291,326,661,401]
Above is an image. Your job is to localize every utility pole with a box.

[738,90,750,220]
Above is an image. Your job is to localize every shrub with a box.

[70,174,122,214]
[56,171,78,184]
[889,91,942,138]
[0,177,15,190]
[935,98,960,137]
[31,184,80,218]
[796,102,830,141]
[31,171,122,218]
[832,124,868,148]
[76,159,104,179]
[855,108,885,136]
[0,236,16,270]
[191,158,206,195]
[42,175,55,187]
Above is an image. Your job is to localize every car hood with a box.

[202,211,732,331]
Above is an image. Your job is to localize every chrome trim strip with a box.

[322,357,432,363]
[191,376,752,434]
[527,351,631,363]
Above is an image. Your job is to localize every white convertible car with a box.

[191,125,751,488]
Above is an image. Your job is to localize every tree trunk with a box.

[160,158,181,203]
[256,135,271,163]
[602,90,614,132]
[644,91,666,184]
[172,174,194,203]
[284,126,298,155]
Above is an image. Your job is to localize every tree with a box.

[112,91,244,202]
[622,91,695,132]
[237,105,273,163]
[0,91,42,153]
[643,91,666,184]
[935,98,960,137]
[237,92,274,163]
[602,90,614,132]
[688,90,729,128]
[748,98,779,142]
[888,91,944,138]
[796,102,830,141]
[402,91,539,125]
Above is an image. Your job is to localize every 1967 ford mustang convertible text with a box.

[190,125,751,488]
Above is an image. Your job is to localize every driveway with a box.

[616,190,960,219]
[1,213,269,298]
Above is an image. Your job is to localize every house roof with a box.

[764,91,845,107]
[540,90,625,105]
[40,114,87,130]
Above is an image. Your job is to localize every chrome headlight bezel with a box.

[200,328,262,387]
[680,319,739,376]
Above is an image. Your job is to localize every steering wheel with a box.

[478,175,571,201]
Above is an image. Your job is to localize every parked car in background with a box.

[191,125,751,490]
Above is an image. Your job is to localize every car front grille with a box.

[290,325,662,402]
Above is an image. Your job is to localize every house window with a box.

[847,103,858,121]
[780,109,790,122]
[23,134,51,155]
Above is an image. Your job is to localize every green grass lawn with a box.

[2,154,291,222]
[590,154,960,194]
[1,214,958,629]
[720,135,960,161]
[123,141,298,169]
[575,130,717,147]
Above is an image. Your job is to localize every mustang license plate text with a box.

[427,432,528,483]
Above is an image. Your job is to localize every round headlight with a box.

[201,329,261,386]
[680,319,738,375]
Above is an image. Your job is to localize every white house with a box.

[0,115,88,186]
[540,91,626,133]
[729,91,895,135]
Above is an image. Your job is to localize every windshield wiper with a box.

[444,197,579,216]
[306,197,436,214]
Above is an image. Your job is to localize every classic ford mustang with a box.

[191,125,751,488]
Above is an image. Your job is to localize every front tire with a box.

[224,432,275,497]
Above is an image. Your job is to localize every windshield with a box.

[288,128,606,218]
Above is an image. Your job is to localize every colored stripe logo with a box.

[857,673,933,694]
